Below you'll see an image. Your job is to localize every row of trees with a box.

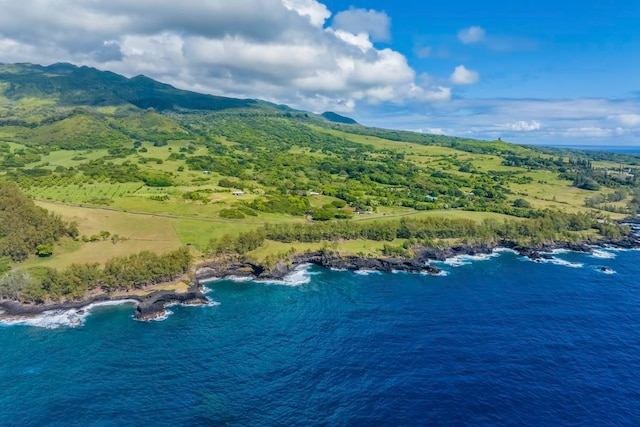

[262,211,625,247]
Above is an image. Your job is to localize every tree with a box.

[513,198,532,208]
[36,243,54,257]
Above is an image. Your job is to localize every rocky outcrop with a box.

[134,290,209,321]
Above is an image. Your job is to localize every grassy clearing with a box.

[173,219,263,250]
[36,148,109,168]
[246,238,408,261]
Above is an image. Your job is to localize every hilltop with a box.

[0,62,639,307]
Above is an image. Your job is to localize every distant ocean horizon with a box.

[2,248,640,425]
[536,144,640,153]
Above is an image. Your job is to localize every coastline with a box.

[0,278,209,322]
[2,225,639,325]
[194,229,640,284]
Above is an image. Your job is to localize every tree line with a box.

[262,211,626,247]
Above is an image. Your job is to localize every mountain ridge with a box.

[0,62,358,125]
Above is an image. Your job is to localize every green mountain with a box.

[0,62,260,111]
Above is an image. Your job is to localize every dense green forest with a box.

[0,182,76,262]
[0,62,638,304]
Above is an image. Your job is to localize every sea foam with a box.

[524,256,584,268]
[591,249,617,259]
[0,300,138,329]
[353,269,382,276]
[440,251,501,267]
[255,264,317,287]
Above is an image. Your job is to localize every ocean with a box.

[2,249,640,426]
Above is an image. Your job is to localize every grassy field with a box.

[26,182,143,204]
[26,201,184,268]
[246,238,409,261]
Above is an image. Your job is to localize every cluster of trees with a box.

[76,159,174,186]
[0,148,42,168]
[0,183,77,261]
[207,229,266,257]
[246,195,311,216]
[572,172,601,191]
[502,155,564,170]
[585,189,628,208]
[0,247,192,303]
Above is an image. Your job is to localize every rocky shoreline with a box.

[194,230,640,283]
[0,281,209,322]
[3,228,639,323]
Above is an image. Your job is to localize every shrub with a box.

[219,209,245,219]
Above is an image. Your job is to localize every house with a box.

[232,191,245,196]
[308,191,321,196]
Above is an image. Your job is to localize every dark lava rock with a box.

[134,291,208,320]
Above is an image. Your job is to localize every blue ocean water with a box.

[2,249,640,426]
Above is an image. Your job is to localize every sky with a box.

[0,0,638,146]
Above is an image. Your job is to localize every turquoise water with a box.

[2,249,640,425]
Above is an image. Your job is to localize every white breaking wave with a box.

[591,249,617,259]
[525,256,584,268]
[220,275,254,283]
[199,276,221,285]
[549,248,571,255]
[255,264,317,287]
[146,309,173,322]
[423,269,449,277]
[494,247,518,254]
[440,252,500,267]
[353,269,382,276]
[0,300,138,329]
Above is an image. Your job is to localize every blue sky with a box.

[0,0,638,145]
[326,0,640,145]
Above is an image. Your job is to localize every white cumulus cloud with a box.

[507,120,542,131]
[332,7,391,42]
[450,65,480,85]
[0,0,454,113]
[611,113,640,127]
[458,26,485,44]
